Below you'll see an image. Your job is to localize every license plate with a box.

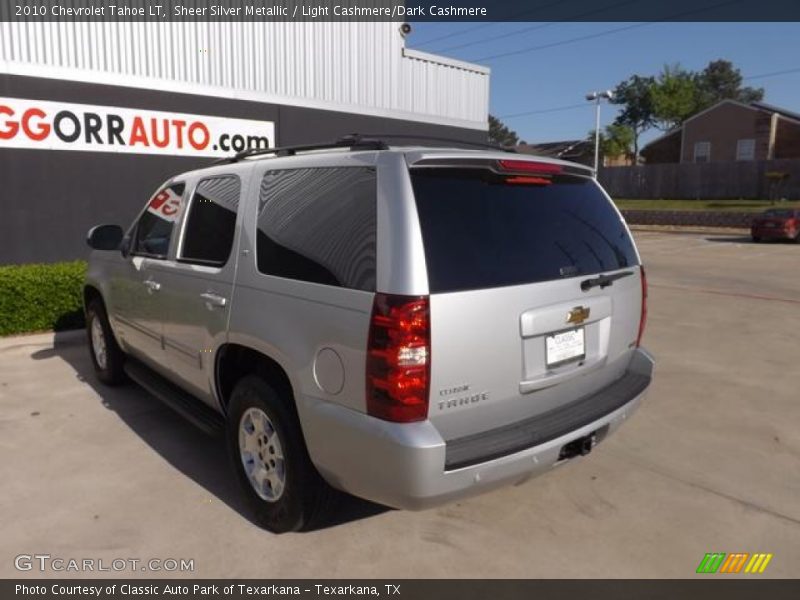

[546,328,585,368]
[765,222,777,228]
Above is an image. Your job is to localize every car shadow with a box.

[30,330,390,532]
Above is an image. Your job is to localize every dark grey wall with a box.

[0,73,486,264]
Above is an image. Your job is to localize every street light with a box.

[586,90,614,176]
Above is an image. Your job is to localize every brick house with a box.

[641,100,800,164]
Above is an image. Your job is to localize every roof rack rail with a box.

[338,133,517,153]
[211,137,389,165]
[210,132,515,165]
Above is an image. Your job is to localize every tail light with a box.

[636,266,648,347]
[366,294,430,422]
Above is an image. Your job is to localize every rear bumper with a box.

[300,348,654,510]
[751,226,797,239]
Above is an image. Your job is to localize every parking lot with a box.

[1,230,798,578]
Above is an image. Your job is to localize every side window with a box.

[736,138,755,161]
[179,176,241,266]
[693,141,711,164]
[256,167,377,291]
[132,183,186,258]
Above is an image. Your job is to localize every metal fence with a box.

[600,159,800,199]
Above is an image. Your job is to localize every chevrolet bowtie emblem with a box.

[566,306,591,325]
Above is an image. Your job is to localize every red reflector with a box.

[636,266,647,347]
[498,159,563,174]
[366,294,430,423]
[504,176,552,186]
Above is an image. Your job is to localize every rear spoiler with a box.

[409,157,594,179]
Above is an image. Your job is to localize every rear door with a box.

[408,160,644,441]
[155,174,243,405]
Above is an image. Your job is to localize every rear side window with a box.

[132,183,186,258]
[256,167,377,291]
[410,169,639,293]
[180,176,241,266]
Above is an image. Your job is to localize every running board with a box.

[124,359,225,436]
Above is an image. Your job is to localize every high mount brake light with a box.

[366,294,430,423]
[497,159,563,175]
[504,176,552,185]
[636,266,648,347]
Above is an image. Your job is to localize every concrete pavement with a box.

[1,231,798,578]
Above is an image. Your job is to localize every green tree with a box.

[488,114,520,147]
[611,75,656,160]
[588,124,635,165]
[602,124,635,161]
[611,59,768,151]
[650,64,699,131]
[695,59,764,109]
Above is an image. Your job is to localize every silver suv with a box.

[84,136,654,533]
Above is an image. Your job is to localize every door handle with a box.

[143,279,161,293]
[200,292,227,309]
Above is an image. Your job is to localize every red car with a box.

[751,208,800,242]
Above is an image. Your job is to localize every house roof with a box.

[750,101,800,124]
[640,128,682,153]
[682,98,800,127]
[517,139,591,158]
[680,98,753,126]
[641,98,800,152]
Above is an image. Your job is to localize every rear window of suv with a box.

[410,168,639,293]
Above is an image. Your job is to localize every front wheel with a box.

[226,376,335,533]
[86,299,126,385]
[752,236,761,243]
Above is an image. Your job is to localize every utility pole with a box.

[586,90,614,176]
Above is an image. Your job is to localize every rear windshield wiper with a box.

[580,270,634,291]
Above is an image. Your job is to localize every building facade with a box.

[641,100,800,165]
[0,22,490,263]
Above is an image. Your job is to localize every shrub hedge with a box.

[0,261,87,336]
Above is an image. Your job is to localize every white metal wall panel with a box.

[0,21,488,128]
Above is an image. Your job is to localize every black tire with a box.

[752,236,761,243]
[86,299,126,385]
[226,375,336,533]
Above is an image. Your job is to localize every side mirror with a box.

[86,224,123,251]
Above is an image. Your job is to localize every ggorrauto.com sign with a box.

[0,96,275,157]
